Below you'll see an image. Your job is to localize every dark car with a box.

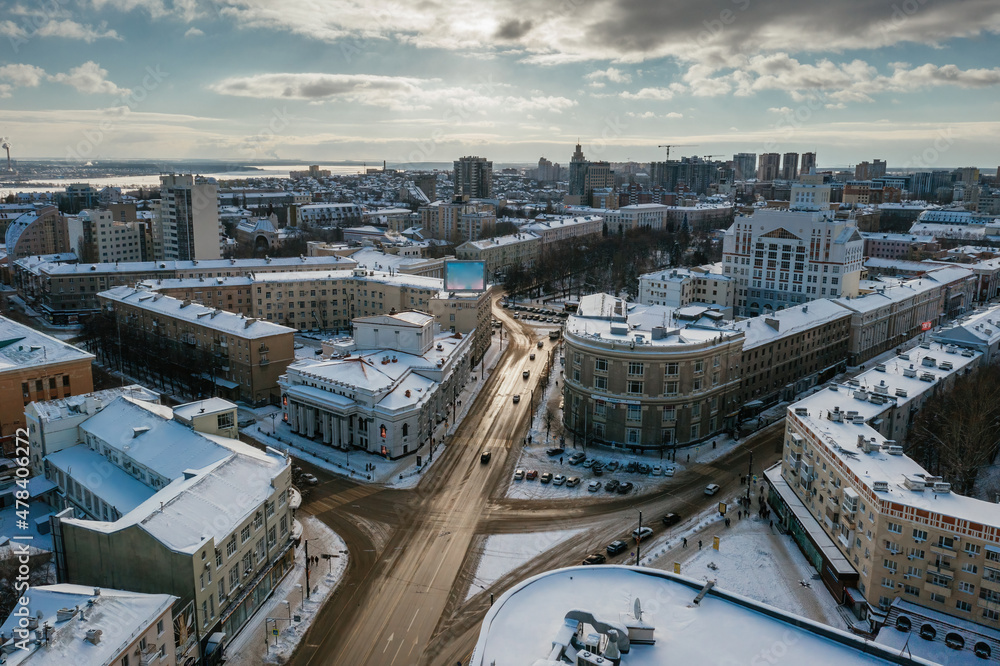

[617,481,634,494]
[546,447,565,456]
[604,479,620,493]
[480,451,492,464]
[582,553,607,565]
[625,461,638,473]
[606,540,628,556]
[605,461,619,472]
[637,463,651,475]
[662,513,681,527]
[592,463,604,476]
[540,472,553,484]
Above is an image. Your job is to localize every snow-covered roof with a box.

[19,255,353,276]
[0,584,175,666]
[348,248,435,272]
[27,386,159,423]
[470,566,933,666]
[172,397,236,421]
[100,285,294,338]
[737,299,850,349]
[46,445,156,515]
[463,232,539,250]
[0,315,94,372]
[143,268,445,294]
[833,276,946,314]
[933,305,1000,348]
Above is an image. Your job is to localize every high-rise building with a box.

[453,156,493,198]
[733,152,757,180]
[757,153,781,181]
[871,158,887,179]
[79,209,145,263]
[781,152,799,180]
[567,143,613,205]
[855,159,887,180]
[534,157,560,182]
[800,152,817,176]
[155,174,220,261]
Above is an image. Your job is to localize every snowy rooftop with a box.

[833,274,957,314]
[567,294,741,349]
[0,315,94,372]
[736,299,850,349]
[933,305,1000,347]
[172,397,237,421]
[788,358,1000,526]
[46,445,156,515]
[876,598,998,665]
[18,255,353,276]
[28,385,159,423]
[348,248,436,272]
[100,286,294,338]
[464,232,540,250]
[863,258,939,274]
[522,215,602,231]
[909,222,987,238]
[470,566,933,666]
[851,341,980,409]
[0,585,176,666]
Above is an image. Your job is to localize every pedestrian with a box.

[698,540,702,550]
[712,440,716,449]
[737,510,741,519]
[560,457,563,465]
[725,517,730,527]
[769,519,774,529]
[683,537,688,548]
[686,454,690,462]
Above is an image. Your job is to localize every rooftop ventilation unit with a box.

[933,482,951,493]
[895,388,908,398]
[919,372,935,382]
[873,480,890,492]
[939,361,953,370]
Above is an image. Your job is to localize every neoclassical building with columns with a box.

[279,311,472,459]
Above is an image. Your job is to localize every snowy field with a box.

[465,528,585,601]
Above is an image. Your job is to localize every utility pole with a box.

[304,539,310,600]
[636,510,642,566]
[746,450,754,503]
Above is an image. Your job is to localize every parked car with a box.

[617,481,634,494]
[314,348,324,355]
[637,463,651,475]
[661,513,681,527]
[546,447,565,456]
[553,474,566,486]
[625,461,638,473]
[526,469,538,480]
[588,480,602,492]
[540,472,553,484]
[583,459,595,468]
[605,461,619,473]
[632,526,654,542]
[512,394,521,403]
[566,476,581,487]
[704,483,721,495]
[568,452,586,465]
[582,553,607,565]
[606,540,628,556]
[529,353,536,361]
[480,450,491,464]
[513,469,525,481]
[651,465,663,476]
[293,342,304,349]
[604,479,620,493]
[592,463,604,476]
[663,466,675,477]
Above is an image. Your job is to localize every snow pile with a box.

[465,528,585,601]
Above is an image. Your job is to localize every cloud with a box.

[495,19,533,40]
[185,27,204,38]
[0,63,47,88]
[625,110,683,119]
[620,84,684,100]
[0,18,121,42]
[49,61,130,95]
[586,67,632,84]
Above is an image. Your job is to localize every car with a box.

[537,341,544,348]
[632,526,654,542]
[582,459,595,468]
[526,470,538,480]
[522,370,530,379]
[546,447,565,456]
[638,463,651,475]
[592,463,604,476]
[605,461,619,473]
[314,348,324,355]
[480,450,491,464]
[663,466,675,477]
[588,480,602,492]
[661,513,681,527]
[512,394,520,403]
[529,353,536,361]
[512,314,520,319]
[651,465,663,476]
[553,474,566,486]
[540,472,553,484]
[300,473,318,486]
[566,476,581,487]
[582,553,607,566]
[513,469,525,480]
[293,342,304,349]
[606,540,629,556]
[568,452,586,465]
[604,479,620,493]
[617,481,634,494]
[705,483,721,495]
[625,461,638,473]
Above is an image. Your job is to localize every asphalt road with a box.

[287,297,785,666]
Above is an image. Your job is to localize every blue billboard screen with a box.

[445,261,486,291]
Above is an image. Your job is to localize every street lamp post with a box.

[295,583,303,611]
[281,600,290,623]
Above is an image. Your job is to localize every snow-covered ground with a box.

[465,528,586,601]
[224,516,348,666]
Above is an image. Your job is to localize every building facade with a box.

[155,174,221,262]
[79,208,145,263]
[3,206,71,260]
[638,266,734,310]
[453,156,493,199]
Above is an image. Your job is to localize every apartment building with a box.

[13,254,356,324]
[862,233,939,261]
[296,203,363,227]
[520,214,603,245]
[562,294,745,450]
[281,311,472,459]
[46,395,295,648]
[453,156,493,198]
[733,152,757,180]
[0,315,94,454]
[757,153,781,181]
[143,268,493,364]
[98,286,295,406]
[4,206,71,260]
[456,232,541,279]
[79,208,145,263]
[418,199,496,242]
[768,337,1000,647]
[0,584,178,666]
[932,306,1000,363]
[722,207,865,317]
[568,203,733,233]
[155,174,221,261]
[638,266,734,310]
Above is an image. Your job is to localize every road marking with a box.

[382,632,394,653]
[407,608,420,632]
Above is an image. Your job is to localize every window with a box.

[929,593,946,604]
[662,406,676,422]
[594,400,607,417]
[626,405,641,422]
[594,376,608,391]
[157,619,164,636]
[217,411,234,430]
[628,361,644,376]
[690,424,700,440]
[887,522,902,534]
[280,515,288,536]
[906,566,922,578]
[664,381,679,396]
[627,380,643,395]
[884,559,898,573]
[626,428,641,444]
[957,600,973,612]
[665,362,679,376]
[962,563,978,575]
[230,566,240,589]
[983,567,1000,583]
[912,528,927,542]
[693,360,704,374]
[226,536,237,557]
[903,584,920,597]
[881,577,895,589]
[266,500,275,517]
[937,536,955,550]
[984,608,1000,621]
[958,581,975,594]
[241,525,251,543]
[254,511,263,530]
[242,551,252,573]
[964,543,981,557]
[595,358,608,373]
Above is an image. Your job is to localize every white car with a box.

[514,469,525,481]
[663,466,675,477]
[704,483,721,495]
[553,474,566,486]
[651,465,663,476]
[632,526,654,542]
[588,480,602,492]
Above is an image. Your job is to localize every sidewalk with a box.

[223,515,348,666]
[240,334,508,488]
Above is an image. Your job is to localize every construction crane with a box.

[657,144,697,161]
[702,154,723,161]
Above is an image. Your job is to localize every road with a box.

[287,297,785,666]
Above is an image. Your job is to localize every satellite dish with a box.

[634,597,643,621]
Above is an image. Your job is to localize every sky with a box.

[1,0,999,169]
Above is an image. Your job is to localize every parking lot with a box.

[501,301,569,326]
